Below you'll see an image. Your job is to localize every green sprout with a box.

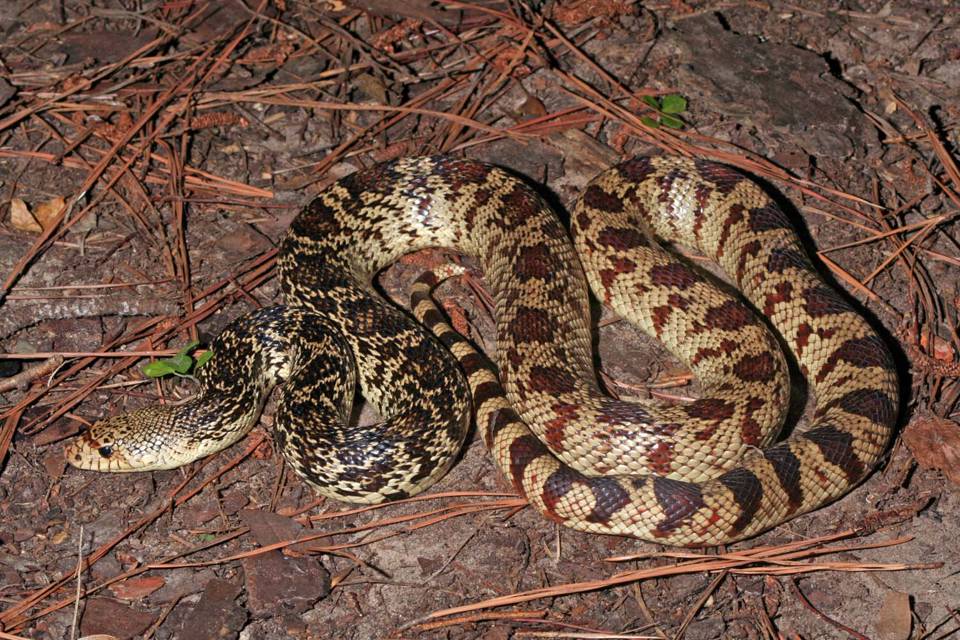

[142,340,213,379]
[640,94,688,129]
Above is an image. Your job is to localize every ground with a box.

[0,1,958,639]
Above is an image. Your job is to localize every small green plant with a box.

[640,94,687,129]
[142,340,213,378]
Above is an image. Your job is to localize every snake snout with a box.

[64,412,168,472]
[64,428,122,471]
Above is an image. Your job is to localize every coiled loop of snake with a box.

[67,155,898,546]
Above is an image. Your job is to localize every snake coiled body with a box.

[68,155,898,546]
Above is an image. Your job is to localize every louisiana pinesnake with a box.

[66,155,898,546]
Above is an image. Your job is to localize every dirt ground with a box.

[0,1,958,638]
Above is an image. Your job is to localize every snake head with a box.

[64,407,191,472]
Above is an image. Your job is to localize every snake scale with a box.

[66,155,898,546]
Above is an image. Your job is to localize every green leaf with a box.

[660,94,687,114]
[640,115,661,129]
[641,95,660,109]
[195,350,213,369]
[143,361,177,378]
[660,114,685,129]
[197,533,217,542]
[178,340,200,356]
[165,353,194,374]
[141,341,208,378]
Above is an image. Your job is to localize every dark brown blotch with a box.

[835,388,897,427]
[763,281,794,317]
[585,477,631,524]
[439,158,493,187]
[739,396,767,446]
[597,257,639,301]
[693,159,744,194]
[703,300,756,332]
[527,365,577,395]
[685,398,737,422]
[618,157,656,183]
[732,352,778,382]
[575,209,593,233]
[651,305,674,337]
[803,286,852,318]
[473,379,503,409]
[832,335,894,370]
[716,203,746,257]
[767,247,808,273]
[581,184,624,213]
[597,226,646,251]
[796,322,813,352]
[501,182,543,217]
[508,434,549,489]
[543,402,580,453]
[763,445,804,512]
[648,441,675,475]
[509,306,555,343]
[515,243,555,281]
[691,338,738,366]
[735,239,762,283]
[649,262,699,290]
[802,425,864,483]
[541,466,578,519]
[653,477,705,536]
[718,468,763,535]
[747,203,791,233]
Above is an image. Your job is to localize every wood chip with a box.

[874,591,912,640]
[902,412,960,485]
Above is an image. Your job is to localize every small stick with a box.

[788,578,871,640]
[0,355,64,392]
[70,525,84,640]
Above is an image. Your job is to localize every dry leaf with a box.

[902,412,960,485]
[519,95,547,118]
[33,196,65,230]
[108,575,165,600]
[874,591,912,640]
[9,196,66,233]
[352,73,388,104]
[9,198,42,233]
[50,528,70,545]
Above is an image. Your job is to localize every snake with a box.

[65,155,898,546]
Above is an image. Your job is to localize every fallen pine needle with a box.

[420,529,937,622]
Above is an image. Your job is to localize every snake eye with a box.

[98,445,113,458]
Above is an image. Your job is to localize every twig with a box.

[787,578,871,640]
[0,356,63,392]
[70,525,84,640]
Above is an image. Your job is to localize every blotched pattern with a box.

[67,155,898,546]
